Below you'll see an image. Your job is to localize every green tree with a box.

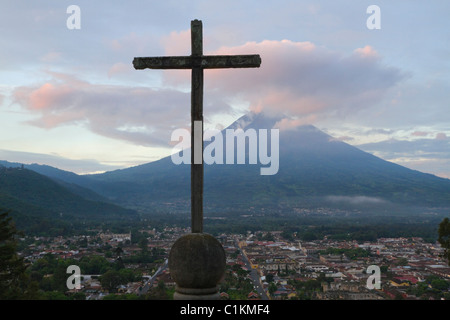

[145,280,170,300]
[430,279,449,291]
[438,217,450,265]
[268,282,277,295]
[118,268,141,283]
[413,282,428,298]
[0,210,39,299]
[114,256,125,270]
[139,237,149,251]
[103,293,140,300]
[281,230,293,241]
[70,292,86,300]
[79,255,111,274]
[51,261,73,292]
[114,245,123,258]
[395,257,409,266]
[263,232,275,241]
[100,270,122,293]
[43,291,68,300]
[394,292,404,300]
[138,237,150,262]
[301,231,319,241]
[77,237,88,248]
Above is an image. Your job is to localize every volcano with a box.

[66,112,450,213]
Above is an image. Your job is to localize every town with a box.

[18,226,450,300]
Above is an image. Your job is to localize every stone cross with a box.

[133,20,261,233]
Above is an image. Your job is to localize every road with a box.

[138,259,168,295]
[237,242,269,300]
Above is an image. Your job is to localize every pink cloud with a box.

[336,136,355,142]
[436,132,448,140]
[107,32,160,56]
[40,51,62,63]
[162,39,403,128]
[273,115,318,131]
[11,36,404,145]
[108,62,132,78]
[136,32,403,131]
[12,72,196,146]
[354,45,380,60]
[412,131,429,137]
[161,29,191,56]
[15,82,76,111]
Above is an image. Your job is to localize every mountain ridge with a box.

[0,164,137,234]
[78,112,450,211]
[2,112,450,214]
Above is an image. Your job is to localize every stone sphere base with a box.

[168,233,226,300]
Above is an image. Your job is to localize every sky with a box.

[0,1,449,178]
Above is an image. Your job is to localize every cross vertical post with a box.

[191,20,203,233]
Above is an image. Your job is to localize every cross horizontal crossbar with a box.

[133,54,261,70]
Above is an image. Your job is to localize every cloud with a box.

[187,40,403,126]
[354,45,380,60]
[11,37,405,146]
[365,128,395,135]
[335,136,355,142]
[357,137,450,179]
[161,29,191,56]
[365,81,450,128]
[106,32,161,57]
[12,72,200,147]
[40,51,62,63]
[359,137,450,157]
[108,62,132,78]
[273,116,318,131]
[326,195,387,205]
[412,131,430,137]
[435,132,448,140]
[0,149,123,175]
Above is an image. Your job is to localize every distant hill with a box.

[63,112,450,212]
[0,160,105,201]
[0,165,137,234]
[3,112,450,215]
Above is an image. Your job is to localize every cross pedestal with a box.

[169,233,225,299]
[133,20,261,299]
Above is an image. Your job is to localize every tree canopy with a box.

[438,217,450,265]
[0,209,38,299]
